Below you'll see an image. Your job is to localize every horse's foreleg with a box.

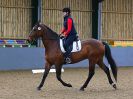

[80,61,95,91]
[98,61,117,89]
[37,62,51,90]
[55,65,72,87]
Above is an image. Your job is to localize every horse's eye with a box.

[33,28,37,31]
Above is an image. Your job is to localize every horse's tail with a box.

[102,42,117,82]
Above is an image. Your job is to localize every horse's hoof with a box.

[67,83,72,87]
[111,83,117,90]
[80,87,84,91]
[37,87,41,91]
[113,84,117,90]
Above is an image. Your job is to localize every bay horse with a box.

[28,22,117,91]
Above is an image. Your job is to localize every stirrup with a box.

[65,57,71,64]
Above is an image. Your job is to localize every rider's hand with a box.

[59,33,64,37]
[59,33,62,36]
[59,33,65,39]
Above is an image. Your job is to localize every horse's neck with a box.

[41,25,59,50]
[43,25,59,39]
[42,37,59,51]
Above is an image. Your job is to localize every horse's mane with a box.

[42,24,59,40]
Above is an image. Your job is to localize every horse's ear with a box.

[36,20,41,25]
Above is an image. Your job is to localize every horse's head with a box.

[27,22,44,43]
[27,21,59,44]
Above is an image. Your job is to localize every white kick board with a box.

[32,68,64,74]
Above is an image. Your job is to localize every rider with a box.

[60,7,77,63]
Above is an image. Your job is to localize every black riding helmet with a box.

[62,7,71,14]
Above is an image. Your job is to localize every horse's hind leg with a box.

[55,65,72,87]
[80,61,95,91]
[97,60,117,89]
[37,62,51,90]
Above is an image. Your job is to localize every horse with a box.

[27,22,117,91]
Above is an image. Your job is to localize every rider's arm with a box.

[61,27,66,34]
[64,18,72,37]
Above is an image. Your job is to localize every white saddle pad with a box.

[60,39,81,53]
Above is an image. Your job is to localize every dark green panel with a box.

[31,0,38,27]
[92,0,98,39]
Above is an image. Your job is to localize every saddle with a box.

[59,37,81,53]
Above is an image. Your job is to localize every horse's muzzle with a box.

[27,37,32,43]
[27,37,37,45]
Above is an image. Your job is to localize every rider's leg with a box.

[64,36,75,63]
[64,47,71,63]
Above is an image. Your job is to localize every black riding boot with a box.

[64,52,71,64]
